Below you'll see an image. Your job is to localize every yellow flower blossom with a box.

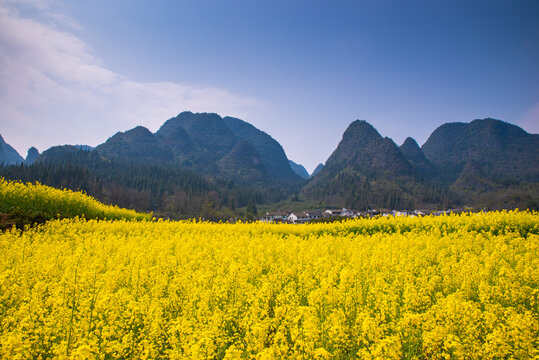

[0,205,537,359]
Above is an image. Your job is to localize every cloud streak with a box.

[0,1,260,156]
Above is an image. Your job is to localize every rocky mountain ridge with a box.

[304,118,539,210]
[93,112,302,186]
[2,115,538,212]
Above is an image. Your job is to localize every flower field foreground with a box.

[0,177,151,221]
[1,211,538,359]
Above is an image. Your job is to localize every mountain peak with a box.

[469,118,528,138]
[25,147,40,165]
[303,119,417,208]
[401,137,420,149]
[342,120,382,144]
[0,134,24,165]
[158,112,236,160]
[159,112,227,134]
[106,125,155,144]
[126,126,153,137]
[311,163,324,177]
[399,137,436,178]
[399,137,424,160]
[96,125,172,162]
[324,119,411,174]
[422,118,538,182]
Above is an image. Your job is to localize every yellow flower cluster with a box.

[0,211,538,359]
[0,177,150,221]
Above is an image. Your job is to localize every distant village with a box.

[259,208,466,224]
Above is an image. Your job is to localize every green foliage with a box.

[245,203,258,218]
[0,150,286,220]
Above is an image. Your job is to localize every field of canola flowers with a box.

[1,209,538,359]
[0,178,151,222]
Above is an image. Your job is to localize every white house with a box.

[288,212,310,224]
[324,209,342,217]
[261,211,290,223]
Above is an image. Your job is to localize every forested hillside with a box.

[302,120,459,210]
[303,118,539,210]
[0,149,291,220]
[2,116,538,215]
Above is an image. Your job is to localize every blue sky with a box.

[1,0,538,172]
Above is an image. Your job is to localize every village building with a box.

[260,211,290,223]
[391,210,415,217]
[324,209,342,217]
[287,211,310,224]
[260,207,446,223]
[305,210,322,220]
[367,209,381,217]
[341,208,356,217]
[287,211,321,224]
[324,208,356,217]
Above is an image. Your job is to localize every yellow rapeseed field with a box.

[0,211,538,359]
[0,178,151,221]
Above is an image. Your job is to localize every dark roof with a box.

[265,211,289,216]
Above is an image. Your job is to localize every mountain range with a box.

[91,112,302,186]
[1,113,538,214]
[303,117,538,210]
[0,112,304,218]
[303,120,431,209]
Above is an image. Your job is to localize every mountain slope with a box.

[15,145,285,218]
[25,111,302,215]
[156,123,195,165]
[93,111,301,184]
[223,116,301,182]
[218,141,268,184]
[314,120,415,178]
[311,163,324,177]
[303,117,538,210]
[420,118,539,209]
[289,160,309,179]
[422,118,539,183]
[96,126,173,163]
[0,135,24,165]
[157,112,237,166]
[303,120,427,209]
[399,137,437,178]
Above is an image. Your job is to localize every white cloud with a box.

[0,1,260,156]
